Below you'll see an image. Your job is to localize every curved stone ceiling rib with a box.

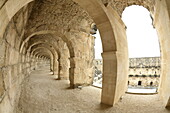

[27,40,61,58]
[30,44,57,58]
[20,30,75,57]
[31,47,54,59]
[34,50,51,58]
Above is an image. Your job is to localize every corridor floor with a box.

[17,65,170,113]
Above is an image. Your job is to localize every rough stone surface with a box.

[102,0,155,15]
[16,66,170,113]
[0,3,49,113]
[1,0,170,112]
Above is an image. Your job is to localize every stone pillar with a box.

[53,58,59,77]
[69,56,94,88]
[50,58,53,72]
[58,58,69,80]
[59,58,69,80]
[69,57,75,88]
[101,51,128,105]
[165,0,170,108]
[101,51,117,105]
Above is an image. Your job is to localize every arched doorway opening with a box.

[122,5,161,94]
[138,81,142,86]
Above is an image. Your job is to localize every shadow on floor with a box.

[95,103,113,111]
[165,106,170,111]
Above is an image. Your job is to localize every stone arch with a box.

[31,44,60,77]
[73,0,129,105]
[31,47,54,60]
[36,53,50,59]
[33,48,54,71]
[30,44,57,58]
[33,49,52,62]
[33,50,52,61]
[26,36,70,80]
[32,48,52,59]
[109,0,155,16]
[20,30,77,83]
[27,41,61,59]
[20,30,74,57]
[1,0,170,108]
[29,41,62,76]
[118,1,170,107]
[35,52,50,60]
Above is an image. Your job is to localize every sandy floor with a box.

[17,65,170,113]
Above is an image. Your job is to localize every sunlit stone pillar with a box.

[165,0,170,108]
[101,51,128,105]
[69,57,86,88]
[153,0,170,107]
[101,51,117,105]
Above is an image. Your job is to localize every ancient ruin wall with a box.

[0,3,49,113]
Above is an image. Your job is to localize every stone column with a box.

[69,57,75,88]
[50,58,53,72]
[166,97,170,109]
[53,58,59,77]
[59,58,68,80]
[101,51,117,105]
[58,58,69,80]
[69,56,93,88]
[101,51,128,105]
[154,0,170,107]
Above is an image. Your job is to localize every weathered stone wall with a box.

[128,57,161,87]
[128,76,159,87]
[66,30,95,87]
[0,3,95,113]
[19,0,95,87]
[1,0,170,109]
[0,3,49,113]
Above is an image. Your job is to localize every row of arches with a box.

[0,0,170,112]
